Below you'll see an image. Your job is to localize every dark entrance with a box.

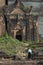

[5,0,8,5]
[16,30,22,41]
[16,35,22,41]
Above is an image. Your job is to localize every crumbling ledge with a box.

[0,60,43,65]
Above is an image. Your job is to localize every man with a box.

[28,48,32,59]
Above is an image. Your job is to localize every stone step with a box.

[30,43,43,47]
[0,60,39,65]
[31,44,43,46]
[33,57,43,60]
[33,55,43,60]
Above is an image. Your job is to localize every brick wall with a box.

[0,16,5,36]
[0,0,5,7]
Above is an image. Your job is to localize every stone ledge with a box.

[0,60,42,65]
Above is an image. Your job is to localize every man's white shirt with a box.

[28,49,32,54]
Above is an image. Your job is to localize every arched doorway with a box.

[16,30,22,41]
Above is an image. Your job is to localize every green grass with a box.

[0,33,43,57]
[0,33,29,56]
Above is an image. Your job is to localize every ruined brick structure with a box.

[0,8,5,36]
[0,0,5,7]
[0,0,39,42]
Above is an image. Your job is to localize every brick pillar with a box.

[22,26,26,41]
[0,16,5,36]
[26,15,33,41]
[32,16,39,42]
[34,21,39,42]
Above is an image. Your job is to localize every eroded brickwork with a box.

[0,16,5,36]
[0,0,39,42]
[0,0,5,7]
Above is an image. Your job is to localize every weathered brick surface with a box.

[0,60,43,65]
[0,16,5,36]
[0,0,39,42]
[0,0,5,7]
[0,61,40,65]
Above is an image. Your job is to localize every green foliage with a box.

[39,39,43,43]
[0,33,32,56]
[23,6,29,11]
[30,45,37,49]
[0,33,42,56]
[0,33,23,56]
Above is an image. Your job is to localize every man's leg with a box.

[28,52,31,59]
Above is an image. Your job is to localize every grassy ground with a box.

[0,33,30,56]
[0,33,43,59]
